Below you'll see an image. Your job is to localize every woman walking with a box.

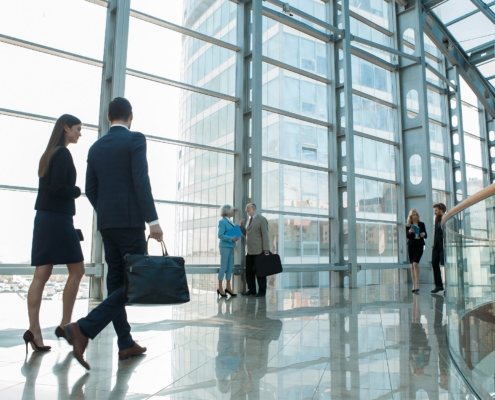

[25,114,85,353]
[217,204,238,298]
[406,209,427,293]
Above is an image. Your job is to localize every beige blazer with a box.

[240,214,270,255]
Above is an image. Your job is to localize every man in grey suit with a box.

[239,203,270,297]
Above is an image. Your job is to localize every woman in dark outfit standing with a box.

[406,209,427,293]
[24,114,85,353]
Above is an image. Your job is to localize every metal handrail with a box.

[441,183,495,228]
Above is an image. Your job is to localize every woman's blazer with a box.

[406,221,427,246]
[218,217,237,248]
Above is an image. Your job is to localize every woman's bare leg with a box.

[60,262,85,327]
[27,265,53,345]
[413,263,420,289]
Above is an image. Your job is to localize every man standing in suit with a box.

[239,203,270,297]
[64,97,163,369]
[431,203,446,294]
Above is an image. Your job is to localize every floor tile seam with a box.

[141,353,222,399]
[311,362,330,400]
[379,308,396,393]
[0,380,24,392]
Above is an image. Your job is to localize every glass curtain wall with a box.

[1,0,494,288]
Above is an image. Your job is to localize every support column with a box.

[397,0,434,264]
[250,0,263,210]
[91,0,131,300]
[335,1,358,288]
[446,65,469,204]
[487,115,495,184]
[234,1,247,291]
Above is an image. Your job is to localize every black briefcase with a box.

[124,239,190,305]
[254,252,283,278]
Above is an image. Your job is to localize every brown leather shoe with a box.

[118,342,147,360]
[64,323,90,370]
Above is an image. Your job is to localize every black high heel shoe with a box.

[217,289,227,298]
[225,289,237,297]
[23,330,51,354]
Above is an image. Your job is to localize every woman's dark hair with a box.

[108,97,132,121]
[38,114,81,178]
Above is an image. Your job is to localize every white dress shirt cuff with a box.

[148,219,160,226]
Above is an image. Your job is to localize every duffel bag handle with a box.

[146,236,169,256]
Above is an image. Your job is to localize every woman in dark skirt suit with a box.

[406,209,427,293]
[24,114,85,353]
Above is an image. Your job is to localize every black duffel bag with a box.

[124,238,190,305]
[254,252,283,278]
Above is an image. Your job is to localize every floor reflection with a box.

[0,284,479,399]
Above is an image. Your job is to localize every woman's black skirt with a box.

[31,210,83,266]
[408,241,424,264]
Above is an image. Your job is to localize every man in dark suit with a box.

[239,203,270,297]
[64,97,163,369]
[431,203,446,294]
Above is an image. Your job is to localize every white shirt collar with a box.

[111,124,129,130]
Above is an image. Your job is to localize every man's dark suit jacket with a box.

[432,220,444,253]
[85,126,158,230]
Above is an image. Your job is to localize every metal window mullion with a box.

[352,131,399,147]
[349,46,398,71]
[261,209,333,219]
[261,7,331,42]
[486,114,495,183]
[428,117,447,128]
[354,174,399,185]
[145,135,237,155]
[261,105,332,127]
[261,156,332,172]
[129,9,240,52]
[91,0,131,300]
[351,34,420,62]
[261,55,332,84]
[351,89,396,109]
[0,34,103,67]
[355,218,400,225]
[0,108,99,130]
[126,68,239,104]
[264,0,342,35]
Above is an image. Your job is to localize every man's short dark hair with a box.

[108,97,132,121]
[433,203,447,212]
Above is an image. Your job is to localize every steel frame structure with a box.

[1,0,495,293]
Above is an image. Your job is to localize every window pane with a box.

[466,166,485,196]
[429,122,446,156]
[355,178,397,222]
[352,57,393,103]
[0,43,101,124]
[350,0,391,29]
[262,64,328,122]
[356,222,398,263]
[262,162,329,216]
[431,157,446,190]
[262,111,329,168]
[262,19,328,78]
[354,136,396,181]
[128,17,236,95]
[350,18,393,62]
[265,213,330,264]
[464,136,483,167]
[126,75,235,149]
[0,0,106,60]
[352,95,396,141]
[131,0,237,45]
[462,105,481,137]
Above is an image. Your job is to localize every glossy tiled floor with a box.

[0,283,477,399]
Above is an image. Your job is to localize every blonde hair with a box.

[406,209,421,227]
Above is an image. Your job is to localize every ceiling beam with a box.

[422,0,447,10]
[470,0,495,24]
[469,40,495,65]
[423,10,495,117]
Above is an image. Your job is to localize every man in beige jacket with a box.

[239,203,270,297]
